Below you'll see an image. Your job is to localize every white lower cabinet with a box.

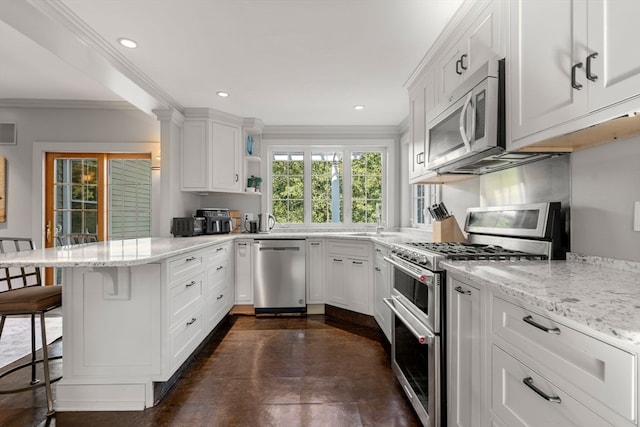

[234,239,253,304]
[447,277,483,427]
[306,239,325,303]
[491,345,612,427]
[373,244,392,342]
[205,242,233,332]
[325,239,373,315]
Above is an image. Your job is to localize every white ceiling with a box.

[0,0,463,126]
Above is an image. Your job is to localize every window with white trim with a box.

[269,147,385,227]
[412,184,440,228]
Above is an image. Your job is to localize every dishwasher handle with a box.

[258,247,301,251]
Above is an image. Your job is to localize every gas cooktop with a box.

[404,242,548,261]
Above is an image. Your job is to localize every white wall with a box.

[571,135,640,262]
[0,105,164,245]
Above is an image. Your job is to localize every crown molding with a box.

[182,107,244,125]
[263,125,402,140]
[0,98,137,110]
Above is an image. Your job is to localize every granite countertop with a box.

[0,231,416,268]
[442,253,640,347]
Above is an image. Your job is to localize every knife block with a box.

[432,216,466,243]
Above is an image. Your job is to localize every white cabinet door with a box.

[436,0,503,104]
[211,121,242,192]
[448,278,482,427]
[409,78,427,182]
[234,240,253,304]
[348,259,370,315]
[325,256,348,307]
[181,120,208,190]
[373,245,391,342]
[508,0,588,142]
[306,240,324,303]
[587,0,640,111]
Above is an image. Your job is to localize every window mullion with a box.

[304,148,312,224]
[343,149,352,226]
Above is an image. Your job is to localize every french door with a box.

[44,152,151,284]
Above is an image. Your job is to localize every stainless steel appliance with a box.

[384,202,565,427]
[258,213,276,233]
[172,217,205,237]
[253,239,306,314]
[196,208,232,234]
[426,59,551,175]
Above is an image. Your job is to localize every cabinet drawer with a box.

[492,345,613,427]
[170,309,203,370]
[206,243,231,262]
[207,282,230,326]
[326,239,370,258]
[168,251,204,282]
[169,273,204,327]
[492,295,635,422]
[208,257,230,288]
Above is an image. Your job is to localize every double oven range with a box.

[383,202,565,427]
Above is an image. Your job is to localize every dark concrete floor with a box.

[0,314,421,426]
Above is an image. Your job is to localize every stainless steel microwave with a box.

[426,59,505,173]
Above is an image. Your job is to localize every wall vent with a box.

[0,123,16,145]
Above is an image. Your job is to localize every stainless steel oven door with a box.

[385,255,441,333]
[384,296,441,427]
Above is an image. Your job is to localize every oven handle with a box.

[383,256,434,282]
[383,298,435,345]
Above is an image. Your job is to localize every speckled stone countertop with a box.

[0,231,415,268]
[442,253,640,347]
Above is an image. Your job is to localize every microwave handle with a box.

[458,92,474,152]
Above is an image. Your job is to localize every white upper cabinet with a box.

[508,0,588,142]
[586,0,640,111]
[508,0,640,149]
[181,109,243,193]
[435,0,503,105]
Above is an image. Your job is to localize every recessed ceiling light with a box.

[217,91,230,98]
[118,38,137,49]
[354,105,365,110]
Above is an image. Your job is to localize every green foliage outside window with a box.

[271,150,383,225]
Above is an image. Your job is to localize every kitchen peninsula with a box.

[0,236,237,411]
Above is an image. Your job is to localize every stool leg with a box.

[0,315,5,339]
[39,312,55,416]
[30,313,39,385]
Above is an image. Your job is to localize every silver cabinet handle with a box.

[333,258,343,262]
[217,294,224,300]
[454,286,471,295]
[523,315,561,335]
[216,265,224,271]
[186,317,197,326]
[216,247,224,252]
[375,266,381,271]
[523,377,562,403]
[352,261,363,265]
[186,280,196,288]
[238,243,247,246]
[186,256,196,262]
[310,242,320,246]
[235,173,239,182]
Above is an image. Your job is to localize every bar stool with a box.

[0,237,62,416]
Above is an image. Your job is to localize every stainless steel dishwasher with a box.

[253,239,306,314]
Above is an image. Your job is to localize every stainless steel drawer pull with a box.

[523,377,562,403]
[523,315,561,335]
[375,267,381,272]
[352,261,363,265]
[185,256,196,262]
[186,281,196,287]
[216,266,224,270]
[216,247,224,252]
[217,294,224,300]
[333,258,343,262]
[454,286,471,295]
[238,243,247,246]
[186,317,197,326]
[310,242,320,246]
